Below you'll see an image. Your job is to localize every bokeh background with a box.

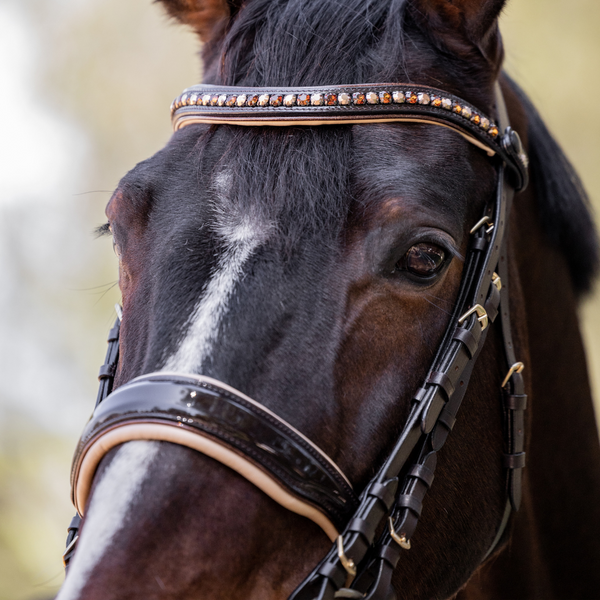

[0,1,598,598]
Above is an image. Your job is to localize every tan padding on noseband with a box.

[173,115,496,157]
[73,422,340,542]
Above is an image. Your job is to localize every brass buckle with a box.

[337,536,357,580]
[388,517,411,550]
[492,272,502,291]
[470,216,494,235]
[458,304,488,330]
[501,362,525,388]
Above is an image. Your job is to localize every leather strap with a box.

[171,83,527,191]
[71,373,358,537]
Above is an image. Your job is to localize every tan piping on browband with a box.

[172,115,496,157]
[73,422,340,542]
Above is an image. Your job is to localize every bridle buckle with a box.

[501,361,525,388]
[458,304,489,331]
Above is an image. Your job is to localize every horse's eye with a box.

[400,243,446,277]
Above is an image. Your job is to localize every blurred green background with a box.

[0,1,598,598]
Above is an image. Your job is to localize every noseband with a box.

[65,81,529,600]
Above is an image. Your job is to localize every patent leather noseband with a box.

[72,372,357,540]
[65,81,529,600]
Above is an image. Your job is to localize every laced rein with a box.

[64,81,529,600]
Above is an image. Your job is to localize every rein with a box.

[64,81,529,600]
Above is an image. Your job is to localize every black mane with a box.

[507,77,599,294]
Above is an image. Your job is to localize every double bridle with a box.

[64,80,529,600]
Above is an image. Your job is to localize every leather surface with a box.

[171,83,527,191]
[71,373,359,532]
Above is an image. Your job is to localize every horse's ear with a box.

[156,0,241,43]
[407,0,506,71]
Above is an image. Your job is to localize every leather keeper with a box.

[397,494,422,517]
[347,517,376,543]
[366,480,397,511]
[503,452,526,469]
[452,327,478,359]
[377,543,401,567]
[437,406,456,432]
[108,324,120,342]
[408,464,435,488]
[485,284,500,322]
[412,387,427,403]
[471,236,487,252]
[506,394,527,411]
[317,561,346,588]
[98,364,116,380]
[428,371,455,399]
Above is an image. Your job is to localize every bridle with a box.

[63,80,529,600]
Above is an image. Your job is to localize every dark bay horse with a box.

[57,0,600,599]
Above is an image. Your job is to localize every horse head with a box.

[57,1,600,599]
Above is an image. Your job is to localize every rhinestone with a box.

[283,94,296,107]
[225,95,237,107]
[453,103,462,114]
[339,93,351,105]
[488,126,499,138]
[417,93,431,105]
[236,94,247,106]
[441,98,452,110]
[461,106,472,119]
[311,93,324,106]
[379,91,392,104]
[325,93,338,105]
[202,94,212,106]
[217,94,227,106]
[366,92,379,104]
[258,94,270,107]
[471,113,481,125]
[170,100,176,112]
[407,92,418,104]
[480,117,490,130]
[270,94,283,107]
[393,91,406,104]
[210,95,219,106]
[189,93,198,105]
[247,95,259,107]
[353,92,366,105]
[296,93,310,106]
[181,94,188,105]
[431,96,442,107]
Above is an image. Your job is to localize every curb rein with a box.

[64,81,529,600]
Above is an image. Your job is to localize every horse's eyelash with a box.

[95,223,112,237]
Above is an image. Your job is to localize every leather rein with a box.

[64,81,529,600]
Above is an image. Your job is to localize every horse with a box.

[55,0,600,599]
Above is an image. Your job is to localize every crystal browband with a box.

[171,83,498,136]
[170,83,529,190]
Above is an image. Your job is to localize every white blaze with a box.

[162,170,272,373]
[56,441,160,600]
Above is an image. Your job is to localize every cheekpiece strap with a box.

[170,83,527,191]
